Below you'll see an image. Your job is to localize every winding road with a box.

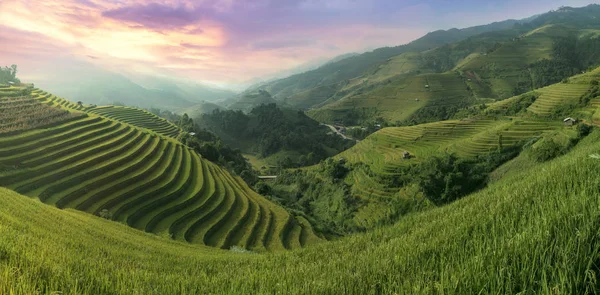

[322,124,359,142]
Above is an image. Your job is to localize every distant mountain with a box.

[253,18,528,105]
[258,4,600,126]
[180,101,224,117]
[124,74,236,104]
[26,58,235,110]
[244,52,360,91]
[228,90,279,112]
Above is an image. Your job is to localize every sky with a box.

[0,0,597,88]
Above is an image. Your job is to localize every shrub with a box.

[531,139,564,162]
[577,124,592,137]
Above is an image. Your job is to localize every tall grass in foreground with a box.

[1,131,600,294]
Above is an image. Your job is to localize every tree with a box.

[10,65,17,79]
[240,170,257,186]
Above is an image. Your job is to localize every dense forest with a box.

[530,36,600,88]
[196,104,355,167]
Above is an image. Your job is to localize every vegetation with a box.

[0,64,19,84]
[197,103,355,167]
[88,106,181,138]
[2,128,600,294]
[0,91,83,134]
[148,108,256,181]
[0,87,321,252]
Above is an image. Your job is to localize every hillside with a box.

[255,5,600,126]
[254,19,524,104]
[0,86,322,251]
[227,90,279,112]
[2,126,600,293]
[313,68,600,228]
[196,103,355,168]
[180,101,224,117]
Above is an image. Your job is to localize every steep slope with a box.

[307,7,600,125]
[0,87,321,251]
[329,68,599,227]
[2,128,600,293]
[256,19,524,104]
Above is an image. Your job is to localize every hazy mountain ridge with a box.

[251,18,528,104]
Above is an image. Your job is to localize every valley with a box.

[2,3,600,294]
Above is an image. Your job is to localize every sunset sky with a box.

[0,0,596,87]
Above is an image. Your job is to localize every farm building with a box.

[403,151,411,159]
[7,81,15,86]
[563,117,577,126]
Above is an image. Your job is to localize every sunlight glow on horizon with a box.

[0,0,596,87]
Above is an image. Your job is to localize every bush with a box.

[531,139,564,162]
[577,124,592,137]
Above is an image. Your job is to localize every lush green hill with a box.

[196,103,355,168]
[227,90,279,112]
[253,5,600,126]
[0,87,321,251]
[256,19,524,104]
[284,69,599,229]
[2,126,600,293]
[180,101,225,118]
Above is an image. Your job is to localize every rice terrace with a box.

[2,1,600,294]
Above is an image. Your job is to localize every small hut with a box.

[563,117,577,126]
[402,151,411,159]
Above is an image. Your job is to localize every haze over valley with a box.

[2,1,600,294]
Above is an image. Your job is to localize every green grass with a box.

[309,72,474,124]
[0,89,321,252]
[2,129,600,293]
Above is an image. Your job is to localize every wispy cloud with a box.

[0,0,597,86]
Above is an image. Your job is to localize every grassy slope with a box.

[333,68,600,227]
[260,19,521,103]
[0,87,321,252]
[307,20,600,125]
[2,128,600,294]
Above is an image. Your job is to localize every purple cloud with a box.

[251,39,316,50]
[102,3,203,30]
[180,42,208,49]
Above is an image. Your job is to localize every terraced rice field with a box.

[0,90,84,134]
[338,118,562,200]
[311,72,473,123]
[528,83,592,115]
[88,106,181,138]
[0,88,320,251]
